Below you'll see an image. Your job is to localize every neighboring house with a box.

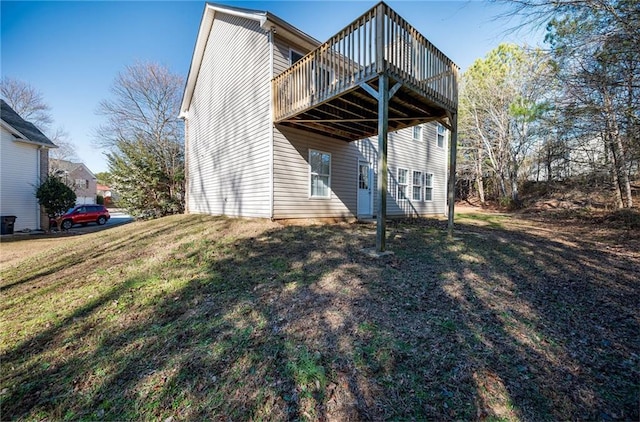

[1,100,57,231]
[50,159,97,205]
[180,2,458,224]
[97,183,117,206]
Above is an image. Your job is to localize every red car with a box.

[51,205,111,230]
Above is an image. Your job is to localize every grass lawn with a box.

[1,212,638,420]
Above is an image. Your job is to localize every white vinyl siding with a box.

[186,13,271,217]
[0,127,40,231]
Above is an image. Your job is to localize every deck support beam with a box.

[446,110,458,238]
[376,74,390,252]
[360,76,402,252]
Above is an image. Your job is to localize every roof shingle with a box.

[0,99,57,147]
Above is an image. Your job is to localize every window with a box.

[75,179,89,189]
[290,49,304,65]
[397,168,408,200]
[313,62,335,93]
[309,150,331,198]
[437,124,446,148]
[359,164,369,190]
[425,173,434,201]
[412,171,423,201]
[412,125,423,141]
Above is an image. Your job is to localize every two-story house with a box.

[49,159,97,205]
[180,2,459,249]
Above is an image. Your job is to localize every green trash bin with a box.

[1,216,16,235]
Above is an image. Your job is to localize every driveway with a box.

[0,210,133,260]
[69,209,133,233]
[105,210,133,227]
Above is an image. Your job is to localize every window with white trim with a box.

[412,171,423,201]
[309,150,331,198]
[437,124,446,148]
[397,168,408,201]
[425,173,434,201]
[412,125,423,141]
[290,49,304,66]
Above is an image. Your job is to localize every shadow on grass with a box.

[1,215,638,420]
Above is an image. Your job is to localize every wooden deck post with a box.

[376,74,389,252]
[447,111,458,238]
[375,3,388,252]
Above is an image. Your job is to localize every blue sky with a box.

[1,1,545,174]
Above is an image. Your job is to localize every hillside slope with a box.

[1,214,638,420]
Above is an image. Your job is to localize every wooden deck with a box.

[272,2,459,141]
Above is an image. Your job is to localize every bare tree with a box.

[48,127,79,162]
[1,76,53,130]
[460,44,553,206]
[96,61,185,217]
[1,77,80,162]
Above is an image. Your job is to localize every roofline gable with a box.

[0,118,57,148]
[179,2,320,117]
[50,158,96,178]
[0,100,57,148]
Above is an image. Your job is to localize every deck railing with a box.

[272,2,458,123]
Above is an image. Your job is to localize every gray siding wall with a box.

[186,13,271,218]
[272,36,359,219]
[272,37,311,76]
[355,122,448,217]
[272,125,359,219]
[1,127,41,230]
[273,36,362,219]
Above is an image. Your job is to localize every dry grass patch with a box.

[1,213,638,420]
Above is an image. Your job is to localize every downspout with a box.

[268,26,275,219]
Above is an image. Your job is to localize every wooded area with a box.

[457,0,639,210]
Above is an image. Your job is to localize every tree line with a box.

[457,0,638,209]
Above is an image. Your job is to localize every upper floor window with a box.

[412,125,423,141]
[437,124,446,148]
[290,49,304,66]
[309,150,331,198]
[75,179,89,189]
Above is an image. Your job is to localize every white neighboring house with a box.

[180,2,457,221]
[0,100,57,232]
[49,159,97,205]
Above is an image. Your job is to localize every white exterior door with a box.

[357,161,372,216]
